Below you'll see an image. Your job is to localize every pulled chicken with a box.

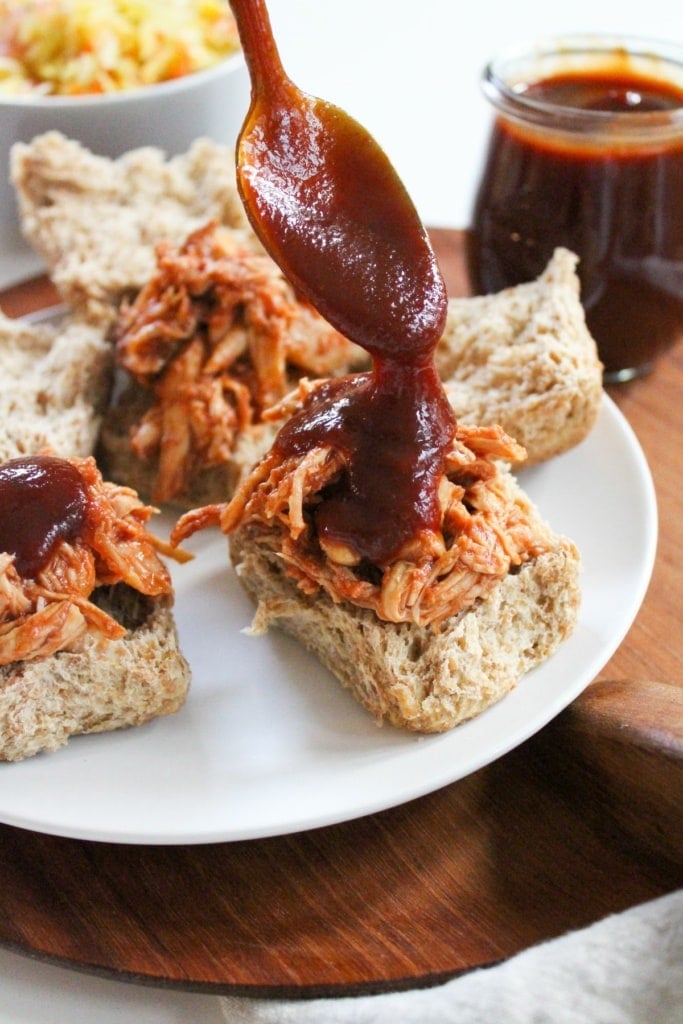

[0,453,187,665]
[115,221,364,503]
[172,379,552,629]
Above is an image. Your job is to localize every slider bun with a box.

[11,131,252,326]
[0,302,190,762]
[0,590,190,762]
[12,134,602,493]
[229,471,581,732]
[438,247,603,466]
[0,308,111,463]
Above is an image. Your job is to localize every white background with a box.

[265,0,679,227]
[2,1,677,283]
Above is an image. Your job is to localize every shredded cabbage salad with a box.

[0,0,240,95]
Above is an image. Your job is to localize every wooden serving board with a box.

[0,231,680,998]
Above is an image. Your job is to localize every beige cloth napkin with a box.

[220,889,683,1024]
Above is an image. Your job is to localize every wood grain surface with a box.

[0,230,680,998]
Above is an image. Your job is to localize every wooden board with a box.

[0,231,680,998]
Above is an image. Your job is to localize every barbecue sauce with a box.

[230,0,453,565]
[273,364,454,566]
[0,455,88,578]
[469,68,683,377]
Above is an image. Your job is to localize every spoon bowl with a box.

[229,0,447,355]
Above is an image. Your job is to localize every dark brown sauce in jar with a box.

[0,455,88,578]
[524,72,683,113]
[469,48,683,381]
[231,0,453,565]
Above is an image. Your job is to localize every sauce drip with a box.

[230,0,453,564]
[470,68,683,376]
[0,455,88,578]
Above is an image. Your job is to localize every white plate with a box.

[0,395,657,844]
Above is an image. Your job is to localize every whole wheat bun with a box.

[0,308,111,462]
[96,246,602,508]
[437,247,603,466]
[11,133,603,493]
[0,311,191,761]
[229,471,581,732]
[0,590,190,762]
[10,131,254,326]
[7,133,590,740]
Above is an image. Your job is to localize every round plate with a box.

[0,396,657,843]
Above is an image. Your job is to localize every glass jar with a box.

[467,35,683,383]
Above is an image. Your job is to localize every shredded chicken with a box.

[0,454,189,666]
[115,221,364,503]
[172,381,551,629]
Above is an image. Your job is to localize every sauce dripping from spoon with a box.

[229,0,455,565]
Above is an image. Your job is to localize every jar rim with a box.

[482,33,683,135]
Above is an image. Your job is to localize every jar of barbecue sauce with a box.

[467,36,683,382]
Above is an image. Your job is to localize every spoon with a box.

[228,0,447,359]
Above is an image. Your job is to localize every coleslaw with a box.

[0,0,240,96]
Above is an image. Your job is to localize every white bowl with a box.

[0,52,250,277]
